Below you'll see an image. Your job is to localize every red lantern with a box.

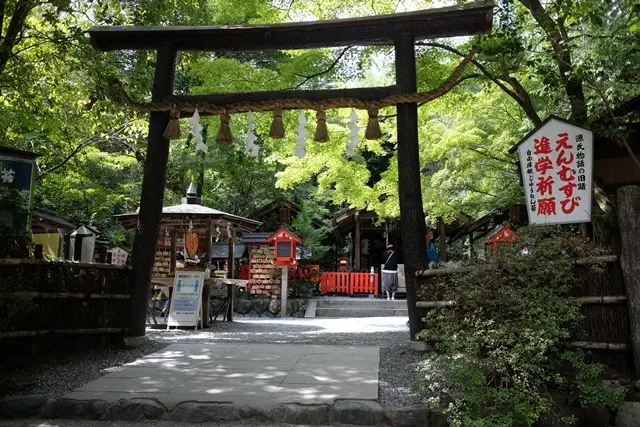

[268,226,302,267]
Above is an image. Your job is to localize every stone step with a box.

[315,307,409,318]
[316,299,407,310]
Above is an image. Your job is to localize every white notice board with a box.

[167,271,205,330]
[517,117,593,225]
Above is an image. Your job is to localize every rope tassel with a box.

[365,107,381,140]
[163,108,181,140]
[216,112,233,145]
[269,107,285,139]
[314,110,329,142]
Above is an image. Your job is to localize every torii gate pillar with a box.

[395,34,428,339]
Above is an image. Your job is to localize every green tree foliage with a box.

[0,0,638,243]
[290,201,332,263]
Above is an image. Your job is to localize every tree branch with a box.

[416,41,543,126]
[464,186,498,198]
[37,122,135,179]
[292,47,351,89]
[0,0,6,36]
[466,147,516,165]
[496,74,542,126]
[379,73,481,122]
[583,77,640,173]
[0,1,36,78]
[518,0,587,124]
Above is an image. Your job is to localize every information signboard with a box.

[515,116,593,225]
[167,271,205,329]
[0,153,36,232]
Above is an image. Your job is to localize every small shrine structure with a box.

[483,224,517,258]
[115,183,261,283]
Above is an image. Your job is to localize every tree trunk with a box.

[129,45,177,337]
[617,185,640,377]
[395,34,428,340]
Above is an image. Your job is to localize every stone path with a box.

[64,343,379,409]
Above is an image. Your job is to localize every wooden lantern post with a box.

[268,227,302,318]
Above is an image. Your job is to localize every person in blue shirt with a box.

[426,233,439,268]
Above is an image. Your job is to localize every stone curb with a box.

[0,396,432,426]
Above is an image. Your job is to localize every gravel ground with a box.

[4,317,423,408]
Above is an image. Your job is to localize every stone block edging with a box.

[3,395,636,426]
[0,396,432,426]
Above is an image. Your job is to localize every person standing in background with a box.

[382,244,399,300]
[426,229,438,268]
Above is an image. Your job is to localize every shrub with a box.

[416,226,624,427]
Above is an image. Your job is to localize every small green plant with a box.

[416,226,624,427]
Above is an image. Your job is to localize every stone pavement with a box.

[64,343,379,409]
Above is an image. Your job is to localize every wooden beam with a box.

[89,2,494,52]
[129,44,177,337]
[395,33,428,341]
[168,86,401,111]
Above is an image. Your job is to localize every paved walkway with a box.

[65,343,379,409]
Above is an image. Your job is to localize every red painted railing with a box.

[319,272,379,295]
[350,272,379,295]
[320,272,350,294]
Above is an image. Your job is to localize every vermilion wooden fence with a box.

[350,272,379,295]
[320,272,349,294]
[319,272,378,295]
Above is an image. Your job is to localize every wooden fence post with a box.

[395,33,428,340]
[129,44,177,337]
[617,185,640,377]
[281,265,288,318]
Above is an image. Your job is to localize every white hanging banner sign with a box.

[516,116,593,225]
[346,109,360,158]
[167,271,205,329]
[246,111,259,157]
[295,110,308,159]
[190,108,208,154]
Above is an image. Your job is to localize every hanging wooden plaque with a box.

[185,231,199,259]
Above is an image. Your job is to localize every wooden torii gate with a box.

[88,1,494,338]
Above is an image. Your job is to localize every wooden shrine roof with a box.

[89,2,494,52]
[32,208,76,232]
[115,203,261,233]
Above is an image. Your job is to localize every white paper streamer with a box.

[190,109,208,154]
[295,110,308,159]
[346,109,360,158]
[246,111,259,157]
